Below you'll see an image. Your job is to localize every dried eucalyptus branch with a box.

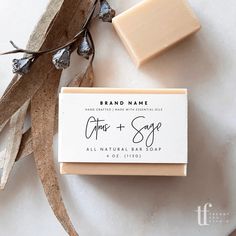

[0,0,115,75]
[0,1,115,235]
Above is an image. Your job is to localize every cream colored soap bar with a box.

[112,0,201,66]
[59,88,188,176]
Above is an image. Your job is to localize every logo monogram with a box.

[195,203,230,226]
[195,203,212,226]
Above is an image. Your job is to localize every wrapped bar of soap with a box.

[58,88,188,176]
[112,0,201,66]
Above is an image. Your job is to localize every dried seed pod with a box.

[12,57,34,75]
[52,47,71,70]
[99,0,116,23]
[77,32,93,59]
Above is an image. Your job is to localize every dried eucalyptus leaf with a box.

[0,77,27,190]
[0,0,92,128]
[1,74,19,98]
[0,75,19,134]
[16,103,58,161]
[26,0,64,51]
[0,101,29,190]
[16,68,88,161]
[15,127,33,161]
[0,150,6,169]
[31,69,78,236]
[0,0,94,235]
[0,121,8,133]
[0,0,59,127]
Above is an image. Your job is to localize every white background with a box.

[0,0,236,235]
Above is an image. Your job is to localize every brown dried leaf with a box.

[0,0,95,235]
[2,74,19,98]
[0,0,60,180]
[31,69,78,236]
[16,64,94,161]
[0,74,19,134]
[0,0,61,132]
[0,0,59,185]
[0,0,92,128]
[0,74,28,190]
[0,0,61,135]
[0,150,6,169]
[0,101,29,189]
[26,0,64,51]
[15,127,33,161]
[1,0,63,167]
[0,121,8,135]
[16,103,58,161]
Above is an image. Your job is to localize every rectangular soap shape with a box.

[112,0,201,66]
[58,88,188,165]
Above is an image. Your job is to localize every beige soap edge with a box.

[112,0,201,67]
[59,87,188,176]
[60,163,187,176]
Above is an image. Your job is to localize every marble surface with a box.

[0,0,236,235]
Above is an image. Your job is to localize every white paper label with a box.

[58,92,187,163]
